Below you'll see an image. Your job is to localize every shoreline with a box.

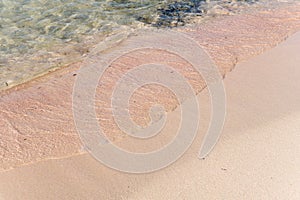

[1,24,300,200]
[0,0,257,92]
[1,3,300,172]
[0,0,297,93]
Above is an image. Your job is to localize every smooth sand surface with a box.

[1,4,300,171]
[0,30,299,200]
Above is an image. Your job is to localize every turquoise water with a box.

[0,0,275,90]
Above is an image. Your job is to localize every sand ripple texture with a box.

[1,3,300,171]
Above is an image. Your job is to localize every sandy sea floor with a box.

[0,1,300,199]
[0,0,270,92]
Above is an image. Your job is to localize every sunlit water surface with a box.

[0,0,295,90]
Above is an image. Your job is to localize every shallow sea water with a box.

[0,0,295,90]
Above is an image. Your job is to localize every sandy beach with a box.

[0,28,299,200]
[1,3,300,171]
[0,1,300,199]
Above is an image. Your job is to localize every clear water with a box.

[0,0,286,90]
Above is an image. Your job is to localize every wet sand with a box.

[0,28,299,200]
[1,3,300,172]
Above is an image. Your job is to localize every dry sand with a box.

[0,28,299,200]
[1,3,300,172]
